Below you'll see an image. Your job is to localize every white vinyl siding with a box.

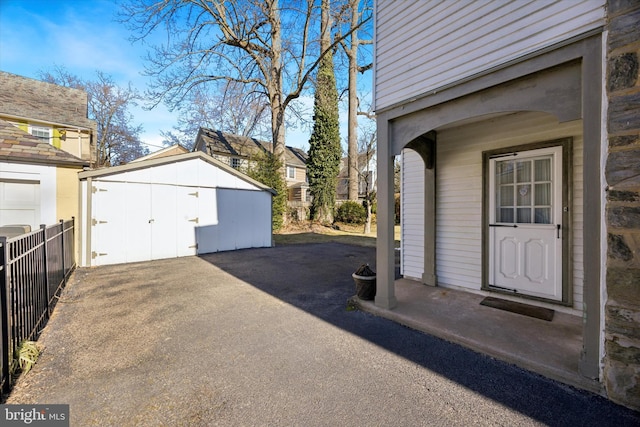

[401,112,584,311]
[375,0,605,110]
[400,150,424,280]
[0,162,56,229]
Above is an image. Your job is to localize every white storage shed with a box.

[78,152,274,267]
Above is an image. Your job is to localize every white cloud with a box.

[130,104,179,148]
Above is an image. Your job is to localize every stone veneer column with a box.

[604,0,640,411]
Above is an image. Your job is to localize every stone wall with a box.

[604,0,640,411]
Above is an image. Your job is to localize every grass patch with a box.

[274,220,400,247]
[11,340,40,376]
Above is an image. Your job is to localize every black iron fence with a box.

[0,219,76,395]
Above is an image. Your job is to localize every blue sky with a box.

[0,0,346,151]
[0,0,179,150]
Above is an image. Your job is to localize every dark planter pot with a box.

[353,273,376,300]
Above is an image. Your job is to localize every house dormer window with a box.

[29,125,52,142]
[287,165,295,179]
[231,157,241,169]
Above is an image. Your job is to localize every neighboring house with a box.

[336,153,376,201]
[0,71,96,166]
[130,144,189,162]
[193,128,309,202]
[0,72,95,236]
[78,152,274,267]
[0,118,88,231]
[374,0,639,410]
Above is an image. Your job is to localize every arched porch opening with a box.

[375,34,602,381]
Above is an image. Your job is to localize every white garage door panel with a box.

[0,181,40,229]
[92,182,152,266]
[124,183,153,263]
[175,186,200,257]
[197,187,218,226]
[92,182,131,265]
[152,185,178,259]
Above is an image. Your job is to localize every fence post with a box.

[41,224,50,317]
[0,237,10,394]
[60,219,66,286]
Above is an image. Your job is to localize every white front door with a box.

[488,146,563,301]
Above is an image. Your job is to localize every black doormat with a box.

[480,296,555,321]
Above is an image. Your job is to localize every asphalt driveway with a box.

[6,243,639,426]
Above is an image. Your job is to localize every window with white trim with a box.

[231,157,242,169]
[287,166,296,179]
[29,125,52,142]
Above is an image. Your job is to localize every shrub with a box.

[247,151,286,231]
[335,201,367,224]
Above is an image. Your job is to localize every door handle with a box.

[557,224,561,238]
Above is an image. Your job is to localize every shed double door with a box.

[91,182,216,266]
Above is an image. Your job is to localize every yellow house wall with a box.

[56,167,80,220]
[59,129,91,161]
[155,146,187,158]
[56,166,82,260]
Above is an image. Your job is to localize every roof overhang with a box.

[79,151,277,195]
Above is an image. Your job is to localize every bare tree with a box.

[39,64,84,88]
[338,0,373,201]
[162,81,271,149]
[88,73,146,166]
[40,67,146,167]
[120,0,369,176]
[357,121,376,233]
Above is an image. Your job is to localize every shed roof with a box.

[78,151,276,195]
[0,118,88,167]
[195,128,308,168]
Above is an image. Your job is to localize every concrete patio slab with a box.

[351,278,596,394]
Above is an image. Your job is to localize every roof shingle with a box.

[0,119,88,167]
[0,71,94,130]
[196,128,308,168]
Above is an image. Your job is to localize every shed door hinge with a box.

[91,251,108,259]
[92,219,108,226]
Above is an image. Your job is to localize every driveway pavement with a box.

[6,243,639,426]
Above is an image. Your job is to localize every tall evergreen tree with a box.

[307,0,341,223]
[247,150,287,231]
